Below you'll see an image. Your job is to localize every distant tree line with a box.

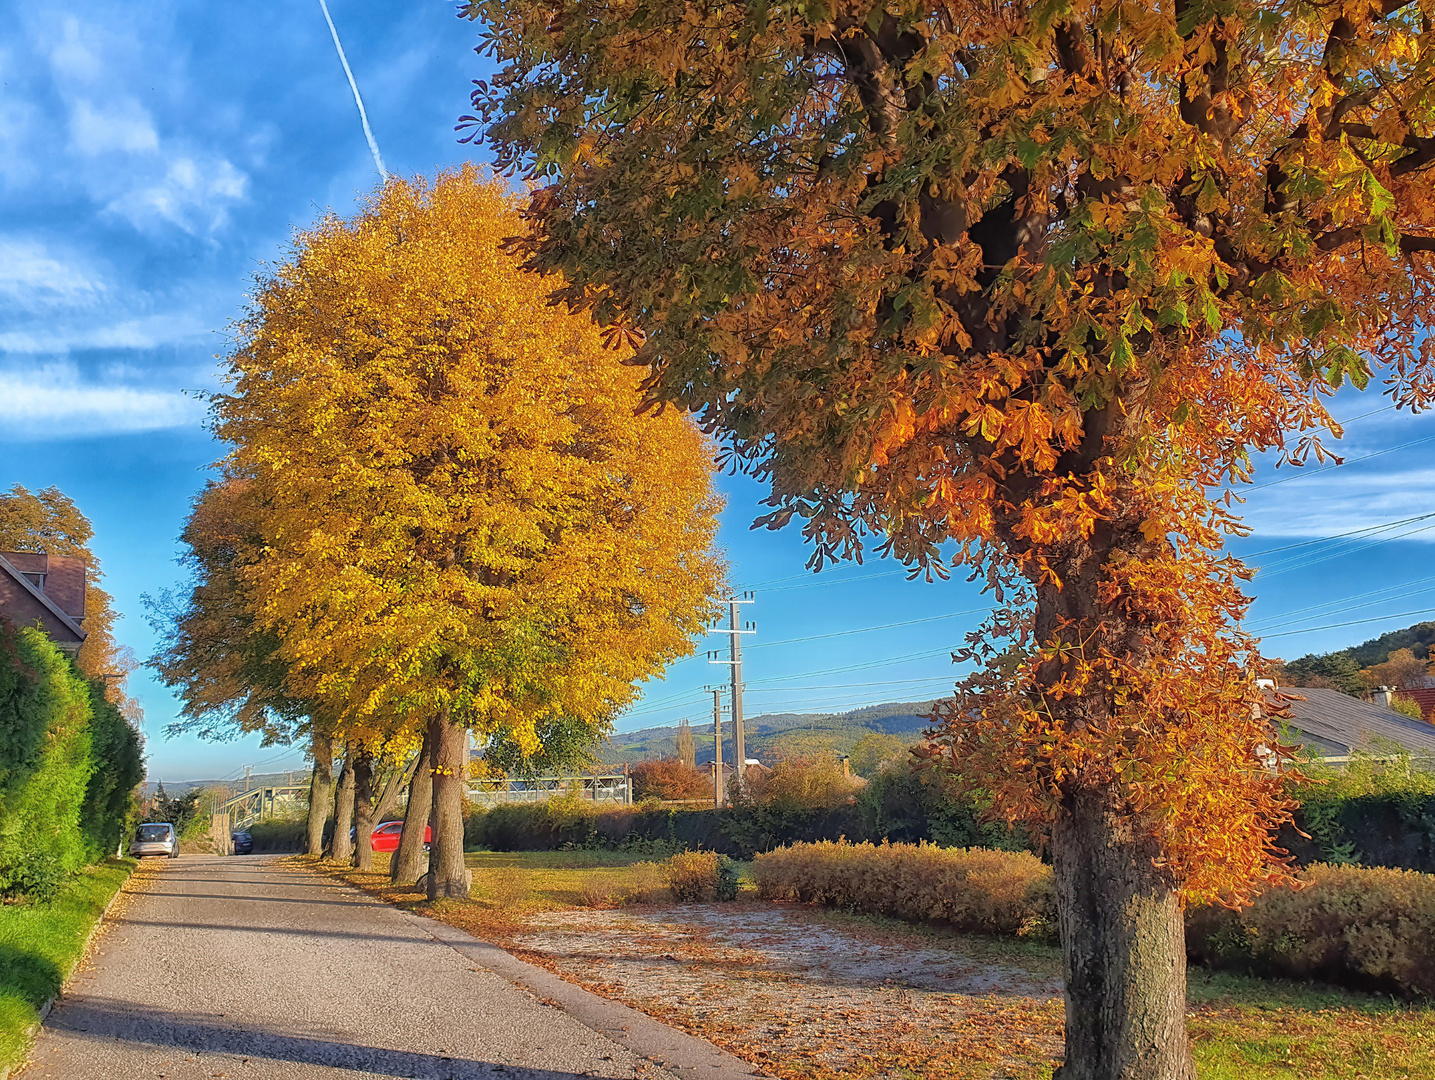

[1278,621,1435,699]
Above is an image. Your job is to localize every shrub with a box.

[856,756,1032,851]
[664,850,738,902]
[631,758,711,801]
[747,757,861,812]
[577,862,668,907]
[1187,863,1435,998]
[0,854,64,905]
[245,819,306,852]
[754,840,1055,939]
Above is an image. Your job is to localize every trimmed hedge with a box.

[0,626,143,899]
[754,840,1056,939]
[1187,863,1435,999]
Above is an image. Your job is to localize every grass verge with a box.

[0,858,133,1075]
[304,851,1435,1080]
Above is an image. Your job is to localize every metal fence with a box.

[466,773,632,807]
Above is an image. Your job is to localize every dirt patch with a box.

[510,903,1065,1080]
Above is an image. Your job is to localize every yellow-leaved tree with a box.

[213,168,725,896]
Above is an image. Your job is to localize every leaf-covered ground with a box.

[307,852,1435,1080]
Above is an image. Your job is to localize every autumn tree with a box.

[1361,647,1433,690]
[149,479,340,857]
[0,485,140,716]
[675,717,697,768]
[215,168,725,897]
[630,757,710,800]
[464,0,1435,1074]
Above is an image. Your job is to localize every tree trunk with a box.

[1022,519,1194,1080]
[351,746,376,871]
[426,709,469,899]
[1051,789,1194,1080]
[329,748,356,864]
[372,753,415,826]
[392,726,434,884]
[305,731,334,857]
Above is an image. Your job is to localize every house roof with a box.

[0,552,88,650]
[1277,685,1435,758]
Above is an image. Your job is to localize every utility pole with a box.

[712,689,724,808]
[708,592,754,797]
[244,765,253,793]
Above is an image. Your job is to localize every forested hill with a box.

[600,700,938,767]
[1281,620,1435,682]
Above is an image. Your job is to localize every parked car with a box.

[231,828,253,855]
[350,820,432,853]
[130,822,179,858]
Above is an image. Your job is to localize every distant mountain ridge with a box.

[600,699,939,766]
[1283,620,1435,677]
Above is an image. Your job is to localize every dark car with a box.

[231,829,253,855]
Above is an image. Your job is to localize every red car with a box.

[361,820,432,853]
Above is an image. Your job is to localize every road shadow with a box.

[138,891,373,907]
[115,917,428,945]
[46,998,624,1079]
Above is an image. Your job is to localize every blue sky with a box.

[2,1,1433,782]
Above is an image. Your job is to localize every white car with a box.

[130,822,179,858]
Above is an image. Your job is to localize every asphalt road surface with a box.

[19,855,688,1080]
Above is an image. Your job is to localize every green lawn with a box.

[0,859,133,1074]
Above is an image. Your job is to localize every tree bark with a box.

[372,752,416,826]
[329,747,356,864]
[1051,789,1194,1080]
[392,726,434,884]
[1018,518,1194,1080]
[426,708,469,899]
[305,731,334,857]
[351,745,376,871]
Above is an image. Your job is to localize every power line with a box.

[1242,512,1435,559]
[1248,431,1435,491]
[749,607,989,649]
[1249,576,1435,632]
[1260,607,1435,640]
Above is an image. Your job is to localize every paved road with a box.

[19,855,682,1080]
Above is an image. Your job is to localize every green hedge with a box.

[465,758,1030,858]
[1187,863,1435,999]
[0,626,143,900]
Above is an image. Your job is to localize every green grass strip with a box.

[0,859,134,1074]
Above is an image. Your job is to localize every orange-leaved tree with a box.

[214,168,726,897]
[149,478,342,857]
[463,0,1435,1073]
[0,485,142,718]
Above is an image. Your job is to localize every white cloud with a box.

[106,154,249,235]
[0,238,104,309]
[0,363,206,439]
[69,97,159,155]
[0,312,210,356]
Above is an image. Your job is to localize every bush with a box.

[577,862,668,907]
[746,757,861,812]
[664,850,739,902]
[855,755,1032,851]
[1187,863,1435,998]
[631,759,711,801]
[0,854,64,905]
[245,819,306,853]
[754,840,1055,939]
[1281,748,1435,871]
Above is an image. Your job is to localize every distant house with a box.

[1276,685,1435,760]
[1393,686,1435,724]
[0,551,87,656]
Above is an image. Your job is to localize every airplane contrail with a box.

[317,0,389,181]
